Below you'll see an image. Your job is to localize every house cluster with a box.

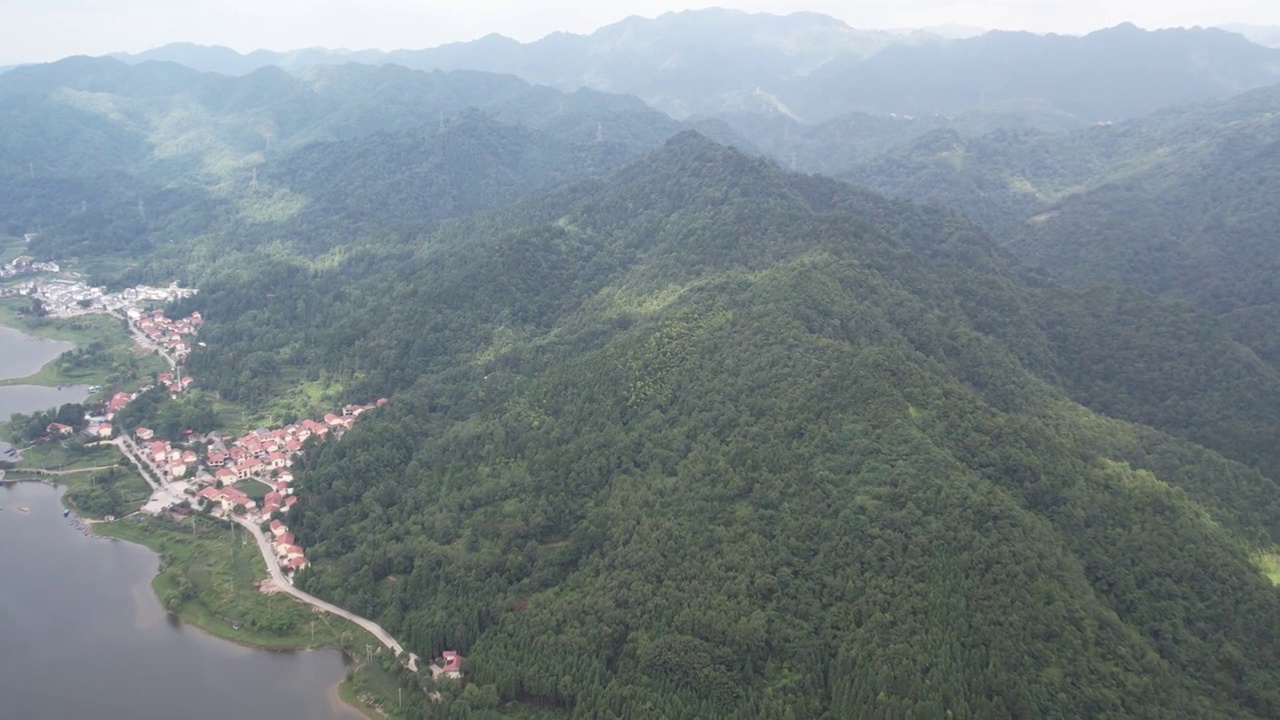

[82,422,114,439]
[137,429,203,480]
[130,399,387,524]
[268,519,310,573]
[1,255,59,279]
[135,309,203,362]
[196,483,256,514]
[157,370,196,396]
[105,391,136,420]
[22,279,196,319]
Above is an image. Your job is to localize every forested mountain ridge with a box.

[0,57,727,261]
[99,13,1280,124]
[106,10,914,119]
[787,23,1280,122]
[0,55,666,180]
[836,81,1280,368]
[157,133,1280,718]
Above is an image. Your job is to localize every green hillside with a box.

[8,50,1280,719]
[838,84,1280,325]
[0,58,703,263]
[158,134,1280,718]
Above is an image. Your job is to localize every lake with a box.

[0,323,90,455]
[0,324,76,379]
[0,483,356,720]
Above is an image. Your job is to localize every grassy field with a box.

[1253,550,1280,586]
[0,300,166,390]
[212,374,346,438]
[235,479,272,501]
[0,234,28,263]
[0,435,120,474]
[0,438,147,519]
[338,680,387,719]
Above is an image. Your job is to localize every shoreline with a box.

[86,515,380,719]
[3,480,376,720]
[0,304,162,391]
[2,317,400,719]
[0,312,79,388]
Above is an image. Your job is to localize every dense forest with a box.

[171,136,1280,718]
[7,41,1280,719]
[838,83,1280,317]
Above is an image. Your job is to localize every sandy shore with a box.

[327,680,374,719]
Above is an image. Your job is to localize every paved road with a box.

[112,436,162,491]
[231,514,413,663]
[120,313,178,370]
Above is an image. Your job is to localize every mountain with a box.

[103,17,1280,126]
[264,109,683,237]
[105,10,911,119]
[1221,23,1280,47]
[108,42,393,76]
[0,56,716,259]
[836,82,1280,321]
[156,133,1280,718]
[12,46,1280,719]
[785,23,1280,122]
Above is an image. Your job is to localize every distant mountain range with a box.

[1221,23,1280,47]
[94,10,1280,124]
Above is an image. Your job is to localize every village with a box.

[132,397,387,576]
[2,277,198,318]
[23,297,465,685]
[38,303,383,580]
[0,254,60,280]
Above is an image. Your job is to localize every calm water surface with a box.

[0,484,354,720]
[0,324,75,379]
[0,324,88,453]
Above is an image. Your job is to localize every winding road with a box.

[231,514,418,670]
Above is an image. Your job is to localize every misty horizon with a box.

[5,2,1280,66]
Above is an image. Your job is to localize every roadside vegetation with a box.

[94,513,428,716]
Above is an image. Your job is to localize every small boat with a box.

[63,509,71,518]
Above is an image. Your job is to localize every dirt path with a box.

[8,465,116,477]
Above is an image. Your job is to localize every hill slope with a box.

[836,83,1280,338]
[0,57,709,260]
[166,135,1280,718]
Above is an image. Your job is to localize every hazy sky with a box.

[3,0,1277,65]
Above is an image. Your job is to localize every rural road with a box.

[231,514,419,670]
[118,312,178,370]
[111,436,162,490]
